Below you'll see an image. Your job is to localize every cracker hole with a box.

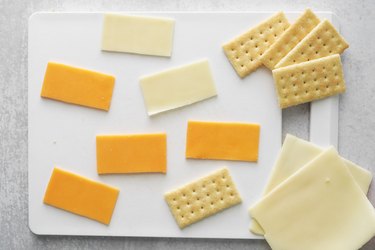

[207,193,210,197]
[187,202,190,205]
[241,65,244,68]
[309,44,312,47]
[230,193,234,197]
[293,59,296,63]
[220,197,224,201]
[191,211,194,214]
[326,85,329,88]
[315,51,319,54]
[211,202,214,205]
[250,36,253,40]
[222,176,226,179]
[201,206,204,210]
[269,25,272,29]
[182,193,186,197]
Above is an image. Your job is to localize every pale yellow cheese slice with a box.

[139,59,217,116]
[250,134,373,235]
[250,148,375,250]
[101,14,175,57]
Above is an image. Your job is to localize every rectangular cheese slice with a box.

[250,134,373,235]
[41,62,115,111]
[164,168,241,229]
[186,121,260,162]
[139,60,217,116]
[249,148,375,250]
[275,19,349,68]
[101,14,175,57]
[260,9,320,70]
[96,133,167,174]
[43,167,119,225]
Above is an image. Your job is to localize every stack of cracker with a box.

[223,9,349,109]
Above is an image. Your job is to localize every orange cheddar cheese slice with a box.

[41,62,115,111]
[186,121,260,162]
[43,167,119,225]
[96,133,167,174]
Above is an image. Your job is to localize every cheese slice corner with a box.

[250,148,375,250]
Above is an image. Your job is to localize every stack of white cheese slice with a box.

[249,134,375,250]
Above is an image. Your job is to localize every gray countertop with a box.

[1,0,374,249]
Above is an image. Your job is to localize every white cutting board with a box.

[28,11,337,238]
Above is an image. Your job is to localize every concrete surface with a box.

[0,0,374,249]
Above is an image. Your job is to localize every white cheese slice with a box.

[139,59,217,116]
[101,14,175,57]
[251,134,373,235]
[250,148,375,250]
